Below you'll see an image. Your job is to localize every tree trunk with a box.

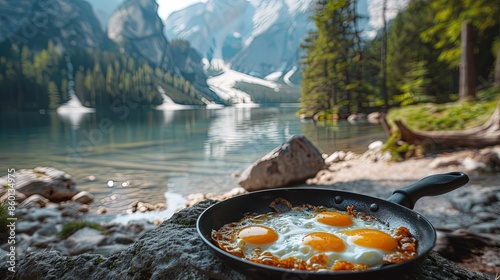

[459,22,476,101]
[395,100,500,149]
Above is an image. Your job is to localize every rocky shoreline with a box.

[1,141,499,277]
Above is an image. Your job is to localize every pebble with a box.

[4,193,161,260]
[17,221,41,234]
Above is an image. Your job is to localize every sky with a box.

[156,0,206,19]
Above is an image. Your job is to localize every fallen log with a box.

[395,100,500,149]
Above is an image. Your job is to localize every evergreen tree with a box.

[300,0,365,118]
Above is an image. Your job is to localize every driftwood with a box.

[395,100,500,149]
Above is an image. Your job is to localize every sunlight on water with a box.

[0,106,386,214]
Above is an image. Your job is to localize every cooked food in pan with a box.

[211,198,417,272]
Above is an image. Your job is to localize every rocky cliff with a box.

[108,0,221,103]
[164,0,315,84]
[108,0,175,72]
[0,0,111,50]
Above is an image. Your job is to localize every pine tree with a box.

[300,0,365,118]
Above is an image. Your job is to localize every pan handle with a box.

[386,172,469,209]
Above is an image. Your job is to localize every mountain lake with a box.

[0,105,386,220]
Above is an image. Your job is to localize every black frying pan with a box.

[197,172,469,280]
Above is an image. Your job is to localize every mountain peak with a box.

[164,0,313,82]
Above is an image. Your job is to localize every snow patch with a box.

[207,68,280,105]
[156,88,195,110]
[264,72,283,82]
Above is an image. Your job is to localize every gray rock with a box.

[325,151,347,164]
[16,221,41,235]
[19,194,49,207]
[4,199,492,280]
[101,233,135,245]
[35,224,60,237]
[468,222,500,234]
[91,244,131,257]
[23,207,62,222]
[451,187,500,212]
[239,135,325,191]
[72,191,95,204]
[65,227,105,256]
[30,235,58,248]
[430,156,463,169]
[108,0,174,72]
[475,212,498,222]
[0,167,78,202]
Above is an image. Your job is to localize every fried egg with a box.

[212,203,417,272]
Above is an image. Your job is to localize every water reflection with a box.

[0,106,386,215]
[204,107,294,158]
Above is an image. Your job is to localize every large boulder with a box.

[238,135,325,191]
[3,199,492,280]
[0,167,77,202]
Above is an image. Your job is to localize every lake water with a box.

[0,105,386,216]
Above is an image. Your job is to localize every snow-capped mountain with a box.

[164,0,315,84]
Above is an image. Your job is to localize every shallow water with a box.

[0,105,386,214]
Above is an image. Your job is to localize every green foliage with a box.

[382,132,418,161]
[386,0,455,105]
[387,89,500,131]
[0,39,207,111]
[59,220,103,239]
[0,201,8,241]
[233,82,301,103]
[93,256,105,265]
[303,0,499,118]
[383,90,499,159]
[421,0,500,66]
[300,0,366,117]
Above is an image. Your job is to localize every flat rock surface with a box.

[5,200,493,280]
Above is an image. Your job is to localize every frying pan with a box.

[197,172,469,280]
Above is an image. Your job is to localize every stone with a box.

[0,167,78,202]
[5,200,492,280]
[64,227,105,256]
[367,112,382,124]
[30,235,58,248]
[72,191,95,204]
[475,212,498,222]
[91,244,130,257]
[239,135,325,191]
[186,187,247,207]
[23,208,61,222]
[103,233,135,245]
[34,224,59,237]
[429,156,463,169]
[325,151,346,164]
[19,194,49,208]
[368,140,384,151]
[462,157,487,171]
[468,222,500,234]
[16,221,41,235]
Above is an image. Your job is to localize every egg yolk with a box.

[238,226,279,244]
[344,229,398,251]
[302,232,346,252]
[316,211,353,227]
